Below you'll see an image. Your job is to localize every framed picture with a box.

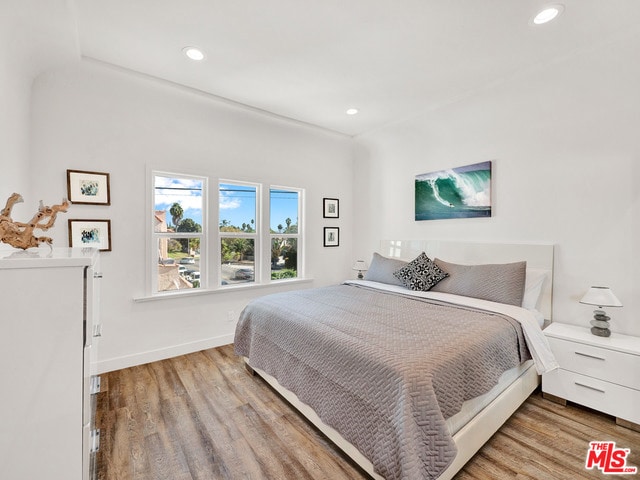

[68,219,112,251]
[323,198,339,218]
[415,161,492,221]
[323,227,340,247]
[67,169,111,205]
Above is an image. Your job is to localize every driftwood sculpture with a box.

[0,193,69,249]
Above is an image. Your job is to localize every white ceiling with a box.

[74,0,640,136]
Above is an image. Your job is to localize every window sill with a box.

[133,277,314,303]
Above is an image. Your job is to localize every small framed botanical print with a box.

[68,219,112,251]
[67,169,111,205]
[323,198,339,218]
[323,227,339,247]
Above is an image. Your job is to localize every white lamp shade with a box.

[352,260,368,271]
[580,286,623,308]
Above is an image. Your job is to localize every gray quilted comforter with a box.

[234,283,531,479]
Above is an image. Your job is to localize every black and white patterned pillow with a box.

[393,252,449,291]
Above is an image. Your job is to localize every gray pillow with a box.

[392,252,449,291]
[363,252,408,286]
[431,258,527,306]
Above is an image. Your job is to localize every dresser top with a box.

[545,322,640,356]
[0,246,99,269]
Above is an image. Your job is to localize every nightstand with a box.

[542,322,640,432]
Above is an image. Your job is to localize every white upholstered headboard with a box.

[379,240,555,321]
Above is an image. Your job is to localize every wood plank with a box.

[97,344,640,479]
[617,417,640,433]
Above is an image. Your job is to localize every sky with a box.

[154,176,298,232]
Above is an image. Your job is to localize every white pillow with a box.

[522,269,547,310]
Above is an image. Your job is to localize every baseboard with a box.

[96,333,235,373]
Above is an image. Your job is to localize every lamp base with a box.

[590,309,611,337]
[357,272,364,279]
[590,326,611,337]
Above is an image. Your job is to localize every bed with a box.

[234,240,558,479]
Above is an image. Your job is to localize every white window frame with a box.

[145,170,305,299]
[268,185,303,282]
[218,180,261,285]
[150,170,208,295]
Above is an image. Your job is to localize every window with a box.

[270,188,300,280]
[153,173,206,293]
[219,182,258,286]
[150,171,303,296]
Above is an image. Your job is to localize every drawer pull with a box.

[90,375,101,395]
[574,351,605,361]
[575,382,605,394]
[90,429,100,453]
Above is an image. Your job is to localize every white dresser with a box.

[542,322,640,430]
[0,247,101,480]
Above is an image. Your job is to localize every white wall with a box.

[30,61,354,372]
[0,58,30,201]
[12,2,640,373]
[0,0,77,209]
[353,30,640,336]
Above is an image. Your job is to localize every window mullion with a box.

[259,184,269,284]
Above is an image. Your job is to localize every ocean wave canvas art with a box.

[415,161,492,221]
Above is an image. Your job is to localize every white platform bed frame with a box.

[246,240,554,480]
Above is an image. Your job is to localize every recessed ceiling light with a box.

[532,4,564,25]
[346,108,359,115]
[183,46,205,61]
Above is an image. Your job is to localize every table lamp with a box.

[579,286,623,337]
[352,260,368,279]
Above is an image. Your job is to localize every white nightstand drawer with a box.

[543,369,640,425]
[547,337,640,390]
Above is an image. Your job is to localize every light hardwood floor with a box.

[96,344,640,479]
